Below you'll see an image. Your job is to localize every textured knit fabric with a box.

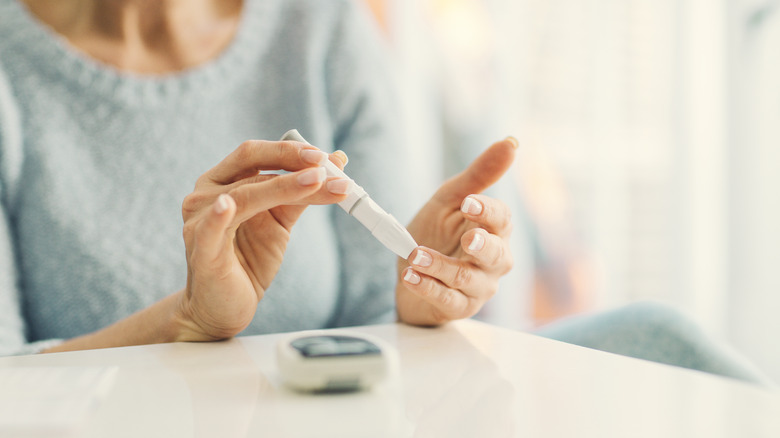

[0,0,410,355]
[535,302,776,386]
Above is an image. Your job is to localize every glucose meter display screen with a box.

[290,336,381,358]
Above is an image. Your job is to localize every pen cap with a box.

[372,215,418,259]
[350,196,417,259]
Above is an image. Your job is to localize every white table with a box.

[1,320,778,437]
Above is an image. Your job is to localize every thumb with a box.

[435,137,518,203]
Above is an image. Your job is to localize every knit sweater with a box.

[0,0,409,355]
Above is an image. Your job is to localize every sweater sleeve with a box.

[0,64,63,356]
[323,1,415,327]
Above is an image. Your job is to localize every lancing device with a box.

[281,129,418,259]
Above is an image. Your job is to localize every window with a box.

[382,0,779,380]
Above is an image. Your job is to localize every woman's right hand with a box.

[175,140,349,342]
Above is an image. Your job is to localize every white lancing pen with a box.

[280,129,419,259]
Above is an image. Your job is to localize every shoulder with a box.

[252,0,391,100]
[0,0,56,77]
[263,0,385,54]
[282,0,390,81]
[0,0,32,44]
[274,0,370,23]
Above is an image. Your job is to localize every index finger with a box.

[202,140,326,186]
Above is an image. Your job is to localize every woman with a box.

[0,0,773,388]
[0,0,515,354]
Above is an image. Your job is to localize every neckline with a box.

[4,0,266,106]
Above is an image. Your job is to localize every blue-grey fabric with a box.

[535,302,775,386]
[0,0,410,355]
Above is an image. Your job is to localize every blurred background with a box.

[361,0,780,381]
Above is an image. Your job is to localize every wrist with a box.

[169,288,234,343]
[170,289,211,343]
[147,290,196,344]
[395,286,449,327]
[397,309,448,327]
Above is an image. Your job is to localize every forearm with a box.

[42,289,188,353]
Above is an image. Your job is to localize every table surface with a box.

[1,319,779,438]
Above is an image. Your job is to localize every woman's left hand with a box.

[396,138,517,326]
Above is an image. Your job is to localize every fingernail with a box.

[505,136,519,149]
[461,196,483,215]
[300,149,328,165]
[297,167,326,186]
[404,269,421,285]
[332,150,349,167]
[326,179,352,195]
[412,250,433,267]
[214,194,231,214]
[468,231,485,252]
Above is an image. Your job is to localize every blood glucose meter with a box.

[276,331,392,392]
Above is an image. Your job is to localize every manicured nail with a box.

[300,149,328,165]
[404,269,421,285]
[461,196,483,216]
[412,250,433,267]
[326,179,352,195]
[214,194,231,214]
[297,167,326,186]
[332,150,349,167]
[505,136,519,149]
[468,231,485,252]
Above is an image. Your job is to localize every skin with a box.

[20,0,515,351]
[397,139,516,326]
[20,0,243,73]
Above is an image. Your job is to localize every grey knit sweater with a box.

[0,0,409,355]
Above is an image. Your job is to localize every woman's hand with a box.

[396,138,518,326]
[176,140,349,341]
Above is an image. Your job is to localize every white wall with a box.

[728,0,780,382]
[384,0,780,380]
